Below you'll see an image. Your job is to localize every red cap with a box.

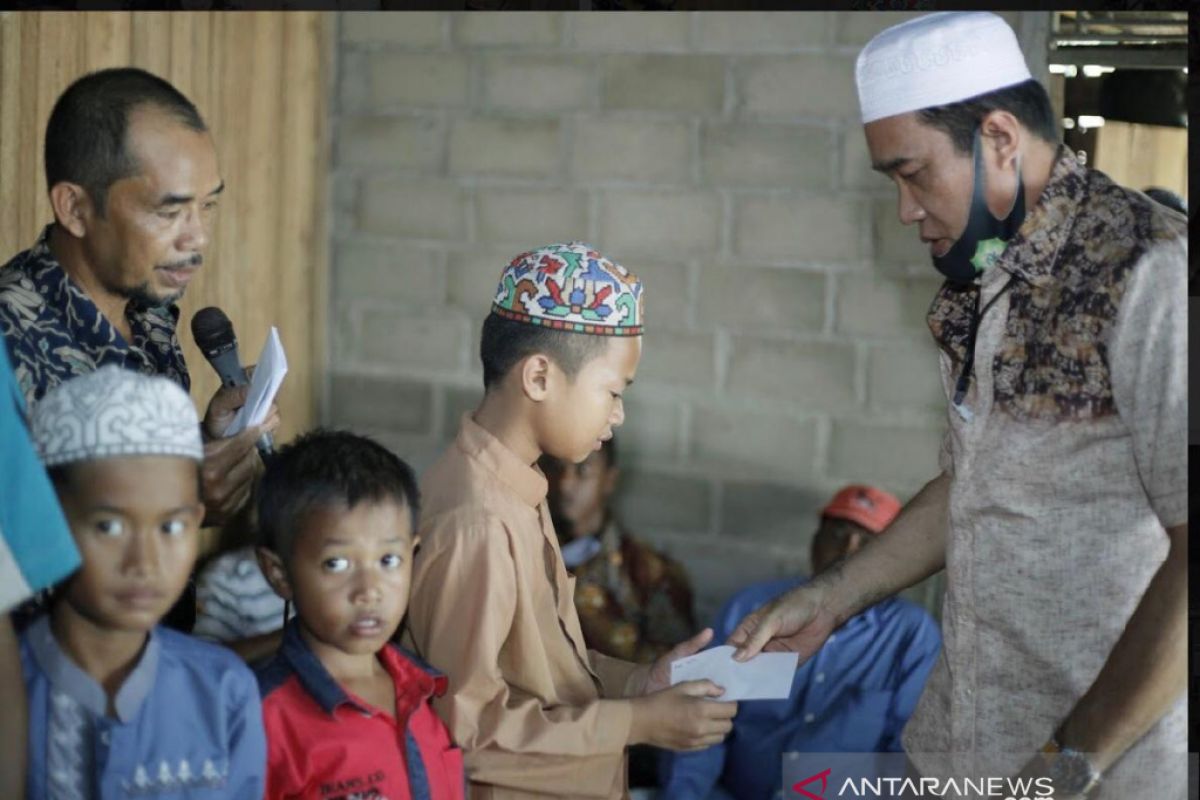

[821,485,901,535]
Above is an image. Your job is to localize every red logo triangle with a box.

[792,767,832,800]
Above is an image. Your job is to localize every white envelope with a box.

[669,645,798,702]
[223,326,287,437]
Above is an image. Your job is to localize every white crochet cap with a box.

[30,366,203,468]
[855,12,1033,124]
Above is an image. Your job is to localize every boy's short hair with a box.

[480,312,609,391]
[257,429,420,561]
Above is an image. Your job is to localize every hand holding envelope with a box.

[223,326,287,438]
[670,645,798,701]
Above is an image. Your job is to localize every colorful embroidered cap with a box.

[30,365,203,468]
[491,242,644,336]
[821,485,902,535]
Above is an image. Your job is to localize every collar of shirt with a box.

[277,620,447,719]
[25,614,160,724]
[455,412,548,508]
[17,225,185,373]
[560,534,603,569]
[927,146,1086,363]
[994,145,1087,291]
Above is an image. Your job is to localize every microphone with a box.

[191,306,275,457]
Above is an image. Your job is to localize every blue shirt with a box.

[0,225,189,406]
[659,577,941,800]
[22,616,267,799]
[0,340,78,613]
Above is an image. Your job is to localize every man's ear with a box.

[48,182,95,238]
[255,546,293,601]
[520,353,553,402]
[979,109,1022,170]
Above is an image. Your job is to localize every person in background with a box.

[541,435,696,665]
[1141,186,1186,216]
[661,485,940,799]
[193,539,288,664]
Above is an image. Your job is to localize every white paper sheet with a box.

[223,326,287,437]
[669,645,798,701]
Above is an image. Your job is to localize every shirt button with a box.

[827,634,837,643]
[815,673,825,683]
[804,713,815,723]
[99,731,110,746]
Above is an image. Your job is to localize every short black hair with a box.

[44,67,206,216]
[257,429,420,562]
[480,312,609,391]
[917,79,1059,156]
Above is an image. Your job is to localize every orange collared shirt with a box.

[406,414,638,800]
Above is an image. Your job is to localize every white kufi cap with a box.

[855,12,1033,124]
[30,366,203,468]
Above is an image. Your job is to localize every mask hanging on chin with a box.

[932,127,1026,285]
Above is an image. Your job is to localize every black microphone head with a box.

[191,307,237,357]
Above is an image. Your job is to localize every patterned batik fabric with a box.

[491,242,644,336]
[46,688,94,800]
[0,225,189,407]
[570,521,696,664]
[926,146,1187,423]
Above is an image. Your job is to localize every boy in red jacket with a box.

[255,430,464,800]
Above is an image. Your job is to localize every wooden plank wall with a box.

[0,11,332,446]
[1093,120,1189,202]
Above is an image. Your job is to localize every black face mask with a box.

[931,128,1026,285]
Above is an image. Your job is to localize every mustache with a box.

[158,254,203,270]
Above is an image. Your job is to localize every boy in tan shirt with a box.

[406,242,736,799]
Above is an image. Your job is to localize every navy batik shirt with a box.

[0,225,189,406]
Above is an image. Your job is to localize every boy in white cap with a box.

[406,243,737,799]
[729,12,1186,798]
[20,366,266,798]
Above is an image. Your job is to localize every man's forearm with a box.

[820,471,950,626]
[1056,522,1187,773]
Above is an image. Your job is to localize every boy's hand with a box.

[629,628,714,696]
[628,680,737,751]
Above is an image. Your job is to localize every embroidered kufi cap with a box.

[856,12,1032,125]
[30,366,203,468]
[491,242,644,336]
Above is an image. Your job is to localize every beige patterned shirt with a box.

[903,149,1188,793]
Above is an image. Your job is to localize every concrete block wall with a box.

[327,11,1039,624]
